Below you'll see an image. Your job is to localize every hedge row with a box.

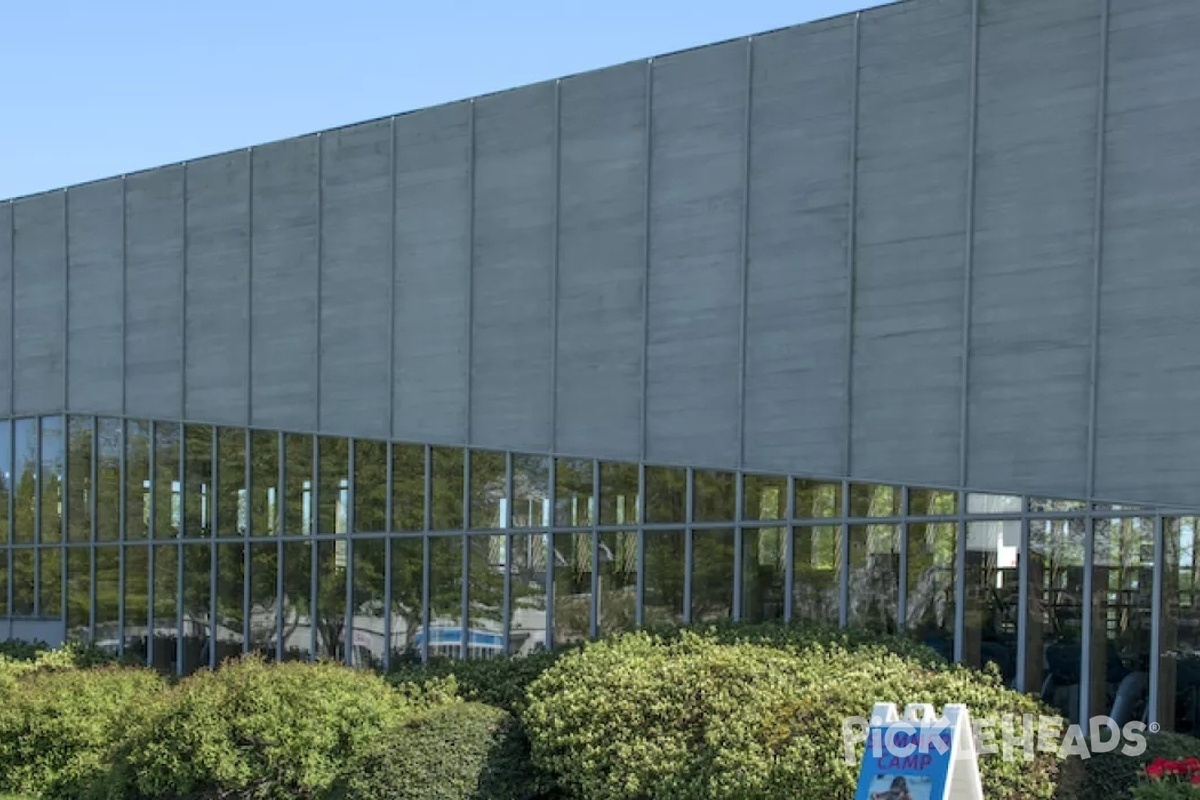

[0,624,1193,800]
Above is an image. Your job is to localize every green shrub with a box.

[1083,732,1200,799]
[333,702,544,800]
[0,666,166,800]
[388,649,565,715]
[105,655,452,800]
[524,630,1060,800]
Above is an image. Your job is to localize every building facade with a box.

[2,0,1200,736]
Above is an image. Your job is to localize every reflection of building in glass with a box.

[3,0,1200,741]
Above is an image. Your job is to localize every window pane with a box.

[645,467,685,524]
[248,542,279,658]
[96,419,120,542]
[0,420,9,544]
[351,539,386,669]
[1030,498,1087,513]
[124,545,150,664]
[741,526,786,623]
[1160,518,1200,735]
[184,425,215,538]
[125,421,151,541]
[905,521,957,660]
[283,434,313,536]
[431,448,464,531]
[428,535,463,659]
[40,547,62,616]
[96,547,119,652]
[909,488,957,516]
[1027,518,1085,723]
[317,438,349,535]
[554,459,593,527]
[67,548,90,642]
[598,530,637,636]
[389,536,424,661]
[152,544,177,674]
[67,417,92,542]
[743,474,786,522]
[154,423,181,539]
[643,530,684,626]
[599,462,638,526]
[964,520,1020,686]
[793,525,840,625]
[468,450,505,530]
[1091,517,1153,726]
[693,471,735,524]
[510,531,547,655]
[848,524,899,632]
[466,534,504,658]
[0,552,7,617]
[849,483,900,519]
[553,531,592,645]
[40,417,64,543]
[795,480,841,520]
[315,540,347,659]
[968,493,1022,514]
[512,455,549,529]
[216,429,245,537]
[216,543,245,663]
[281,540,312,661]
[250,431,279,536]
[12,549,33,615]
[353,440,387,533]
[181,543,211,674]
[13,418,36,544]
[392,444,424,533]
[692,529,734,622]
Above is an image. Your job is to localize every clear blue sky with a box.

[1,1,890,201]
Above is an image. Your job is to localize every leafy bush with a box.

[333,702,544,800]
[105,656,454,800]
[0,666,166,800]
[1083,732,1200,799]
[388,649,566,715]
[524,630,1061,800]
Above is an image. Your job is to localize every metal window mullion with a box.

[1149,513,1164,727]
[274,430,284,662]
[5,419,12,616]
[61,418,69,627]
[382,442,394,672]
[589,460,600,639]
[242,429,251,653]
[1080,515,1096,724]
[116,421,126,658]
[732,474,744,622]
[544,456,555,649]
[1016,516,1030,692]
[145,421,155,668]
[309,435,318,660]
[209,427,217,669]
[176,424,186,676]
[502,453,513,653]
[33,418,40,617]
[783,475,795,623]
[421,445,431,663]
[460,449,470,660]
[839,479,850,628]
[683,468,694,625]
[635,463,645,628]
[344,442,356,666]
[897,486,908,632]
[89,418,98,642]
[954,491,966,663]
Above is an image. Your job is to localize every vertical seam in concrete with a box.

[181,164,189,424]
[246,149,254,428]
[315,136,324,432]
[120,180,127,416]
[737,38,754,471]
[388,116,398,441]
[844,15,862,478]
[958,0,981,489]
[466,101,476,446]
[1086,0,1111,502]
[550,80,562,455]
[62,190,69,412]
[7,200,13,416]
[639,59,654,464]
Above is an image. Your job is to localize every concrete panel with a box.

[185,152,250,426]
[744,20,855,476]
[555,62,647,461]
[966,0,1100,498]
[13,192,66,414]
[645,41,747,467]
[319,120,393,438]
[1095,0,1200,506]
[125,167,184,421]
[394,103,472,445]
[250,137,319,432]
[469,84,556,452]
[67,179,124,415]
[0,203,11,418]
[851,0,971,487]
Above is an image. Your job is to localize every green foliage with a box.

[0,666,166,800]
[523,630,1060,800]
[332,702,544,800]
[388,649,567,716]
[1130,782,1200,799]
[104,656,446,800]
[1083,732,1200,800]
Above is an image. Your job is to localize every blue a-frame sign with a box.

[854,703,984,800]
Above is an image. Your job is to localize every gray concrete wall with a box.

[3,0,1199,508]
